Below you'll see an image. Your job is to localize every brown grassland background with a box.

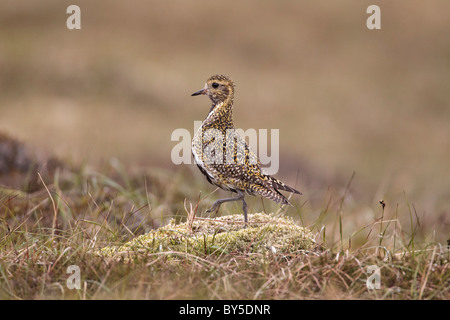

[0,0,449,300]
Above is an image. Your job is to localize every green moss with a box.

[97,212,316,259]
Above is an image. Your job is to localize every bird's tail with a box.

[268,176,302,195]
[249,185,291,205]
[249,176,301,206]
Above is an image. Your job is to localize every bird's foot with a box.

[205,204,220,215]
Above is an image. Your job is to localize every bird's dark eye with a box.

[212,82,219,88]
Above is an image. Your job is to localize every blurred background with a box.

[0,1,449,242]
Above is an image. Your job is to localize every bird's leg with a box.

[241,196,248,223]
[206,192,243,214]
[206,190,248,223]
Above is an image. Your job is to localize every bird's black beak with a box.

[191,88,206,96]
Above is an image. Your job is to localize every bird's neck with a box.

[203,96,234,130]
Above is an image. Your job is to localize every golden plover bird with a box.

[191,74,301,223]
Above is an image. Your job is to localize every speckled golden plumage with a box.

[191,75,301,223]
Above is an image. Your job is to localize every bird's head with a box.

[191,74,235,105]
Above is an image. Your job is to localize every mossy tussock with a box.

[98,212,316,258]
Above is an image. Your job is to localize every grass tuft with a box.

[0,155,448,299]
[96,212,316,259]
